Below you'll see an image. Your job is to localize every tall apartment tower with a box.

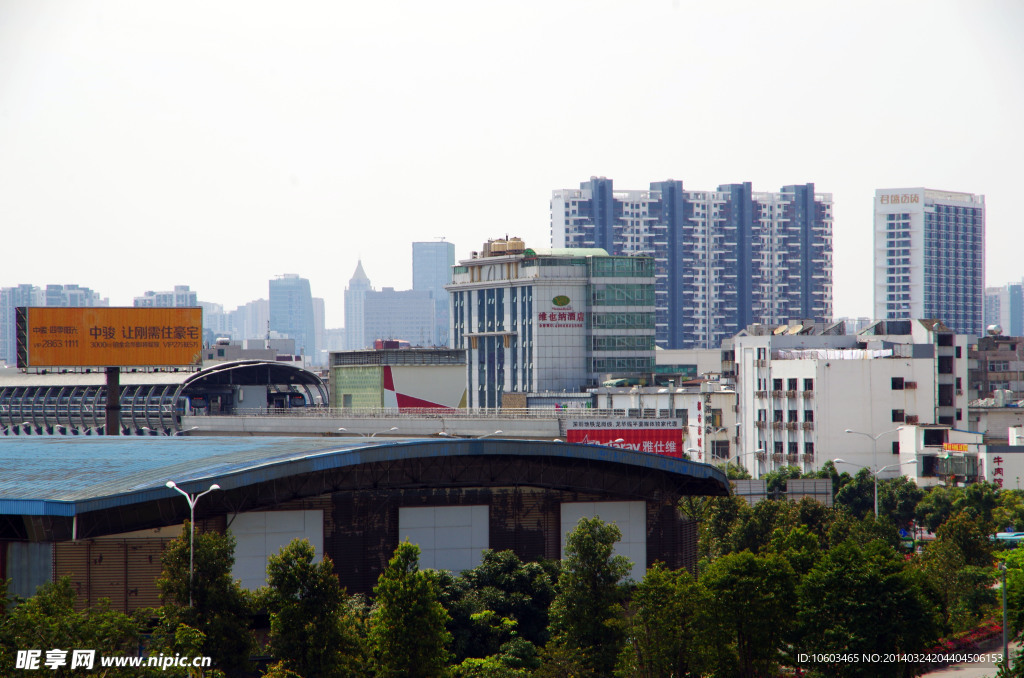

[873,188,985,337]
[133,285,198,307]
[551,178,833,349]
[269,274,316,360]
[344,261,372,350]
[412,241,456,346]
[985,282,1023,337]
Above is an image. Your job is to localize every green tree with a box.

[798,540,939,678]
[913,538,996,633]
[263,539,364,678]
[834,468,876,520]
[877,475,924,530]
[368,541,451,678]
[761,465,802,497]
[934,510,994,567]
[0,577,141,677]
[154,521,254,676]
[616,563,704,678]
[543,516,631,677]
[915,485,963,533]
[700,550,796,678]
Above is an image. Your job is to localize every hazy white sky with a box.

[1,0,1021,327]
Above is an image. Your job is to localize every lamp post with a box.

[706,425,727,461]
[370,426,398,437]
[833,458,915,518]
[1000,561,1009,668]
[165,481,221,607]
[174,426,199,436]
[478,430,503,439]
[844,427,903,517]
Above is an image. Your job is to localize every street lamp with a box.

[844,427,903,516]
[833,458,915,518]
[174,426,199,436]
[165,481,221,607]
[370,426,398,437]
[686,446,700,461]
[478,430,503,439]
[706,425,727,461]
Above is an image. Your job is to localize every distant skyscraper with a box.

[344,261,372,350]
[873,188,985,336]
[551,178,833,349]
[413,241,456,346]
[133,285,198,307]
[0,283,107,365]
[229,299,270,341]
[269,274,316,360]
[985,282,1024,336]
[312,297,326,363]
[363,288,435,347]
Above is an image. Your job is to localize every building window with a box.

[804,410,814,422]
[803,378,813,391]
[757,408,766,421]
[892,441,900,455]
[788,442,798,455]
[788,410,798,422]
[891,377,904,390]
[773,409,783,422]
[892,409,905,422]
[773,378,783,390]
[805,442,814,456]
[787,378,798,391]
[774,441,783,454]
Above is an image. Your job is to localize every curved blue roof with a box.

[0,436,729,517]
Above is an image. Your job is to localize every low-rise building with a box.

[329,348,466,410]
[728,318,969,478]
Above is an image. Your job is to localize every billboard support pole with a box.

[105,366,120,435]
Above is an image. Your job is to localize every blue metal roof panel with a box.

[0,437,727,516]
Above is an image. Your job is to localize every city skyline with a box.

[1,2,1021,327]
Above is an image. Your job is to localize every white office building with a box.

[728,319,969,478]
[448,238,655,408]
[873,188,985,337]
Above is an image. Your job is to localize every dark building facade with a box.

[552,178,833,349]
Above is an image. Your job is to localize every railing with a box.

[257,407,634,420]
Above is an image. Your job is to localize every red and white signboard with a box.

[566,418,684,458]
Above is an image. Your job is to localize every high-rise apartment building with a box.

[269,274,316,361]
[873,188,985,337]
[344,261,372,350]
[551,178,833,349]
[133,285,198,308]
[0,284,107,365]
[413,241,456,346]
[985,282,1023,337]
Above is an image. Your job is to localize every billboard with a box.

[566,418,684,458]
[17,307,203,367]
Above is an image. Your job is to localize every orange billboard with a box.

[18,307,203,367]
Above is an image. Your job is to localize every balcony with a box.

[786,422,799,431]
[772,390,784,398]
[802,452,815,462]
[801,390,813,398]
[772,422,783,430]
[755,390,768,398]
[755,451,767,461]
[786,390,797,398]
[904,381,917,389]
[787,454,800,463]
[755,420,767,429]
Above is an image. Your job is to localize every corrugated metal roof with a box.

[0,371,190,387]
[0,437,728,517]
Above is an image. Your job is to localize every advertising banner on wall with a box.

[566,418,684,457]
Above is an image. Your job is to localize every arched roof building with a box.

[0,360,327,435]
[0,436,728,600]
